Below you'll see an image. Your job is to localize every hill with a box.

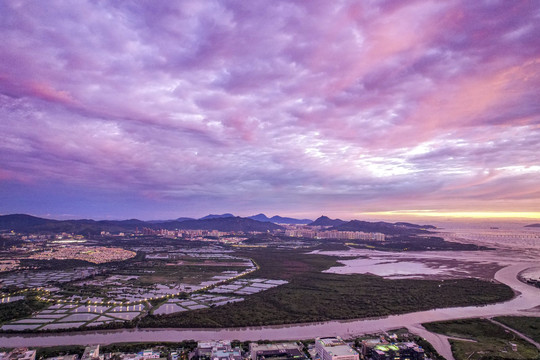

[0,214,282,234]
[0,214,57,231]
[199,213,235,220]
[248,213,312,224]
[394,222,437,229]
[309,216,346,227]
[159,217,283,232]
[525,223,540,228]
[146,217,194,224]
[331,220,434,235]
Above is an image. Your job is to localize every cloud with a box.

[1,0,539,218]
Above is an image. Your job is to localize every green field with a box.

[140,249,514,328]
[423,318,540,360]
[494,316,540,343]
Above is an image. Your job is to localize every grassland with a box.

[140,248,514,328]
[423,318,540,360]
[494,316,540,343]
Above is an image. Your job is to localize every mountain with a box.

[525,223,540,228]
[0,214,282,234]
[158,217,283,232]
[331,220,433,235]
[394,222,437,229]
[146,217,194,224]
[309,216,346,227]
[0,216,131,235]
[248,213,271,222]
[0,214,58,231]
[107,219,148,227]
[199,213,235,220]
[248,213,313,224]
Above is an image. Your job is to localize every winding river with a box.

[1,250,539,360]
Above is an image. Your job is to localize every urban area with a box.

[1,334,428,360]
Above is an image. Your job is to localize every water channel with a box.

[1,249,539,360]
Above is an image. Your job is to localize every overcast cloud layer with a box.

[1,0,540,220]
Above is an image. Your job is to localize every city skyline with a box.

[1,1,540,220]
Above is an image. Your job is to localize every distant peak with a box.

[309,215,345,226]
[199,213,235,220]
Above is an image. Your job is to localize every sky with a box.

[1,0,540,221]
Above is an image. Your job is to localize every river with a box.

[1,255,539,360]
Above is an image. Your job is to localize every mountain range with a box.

[0,214,282,234]
[0,213,435,236]
[145,213,313,224]
[248,213,313,224]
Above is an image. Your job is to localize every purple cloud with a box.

[1,0,540,219]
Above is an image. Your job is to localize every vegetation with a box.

[423,318,540,360]
[35,345,86,359]
[140,249,514,328]
[331,220,433,235]
[346,236,491,251]
[240,233,490,252]
[101,341,197,354]
[494,316,540,343]
[0,294,49,324]
[19,258,94,270]
[30,342,196,359]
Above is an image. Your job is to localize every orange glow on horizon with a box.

[362,210,540,220]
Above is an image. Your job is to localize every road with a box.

[488,318,540,350]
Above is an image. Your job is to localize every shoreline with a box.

[1,261,539,348]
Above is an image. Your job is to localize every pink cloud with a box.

[1,0,540,218]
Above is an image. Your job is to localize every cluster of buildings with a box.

[284,229,385,241]
[27,245,136,264]
[194,340,307,360]
[6,222,389,245]
[135,228,248,243]
[191,337,425,360]
[2,336,425,360]
[109,224,387,243]
[193,337,424,360]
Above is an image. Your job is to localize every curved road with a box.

[1,262,539,359]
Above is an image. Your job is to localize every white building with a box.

[315,337,359,360]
